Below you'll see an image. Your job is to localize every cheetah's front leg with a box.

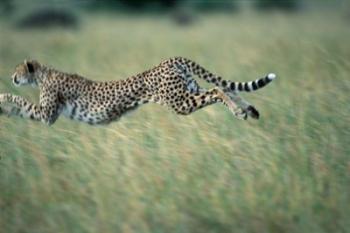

[0,93,41,120]
[0,92,59,125]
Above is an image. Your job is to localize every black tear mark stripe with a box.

[27,63,35,73]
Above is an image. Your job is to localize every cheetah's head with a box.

[12,60,41,87]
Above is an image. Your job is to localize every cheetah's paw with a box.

[233,107,248,120]
[247,106,259,119]
[233,106,259,120]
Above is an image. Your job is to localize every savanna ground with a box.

[0,8,349,233]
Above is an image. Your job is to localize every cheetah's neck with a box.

[36,65,59,86]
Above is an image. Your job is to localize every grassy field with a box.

[0,9,349,233]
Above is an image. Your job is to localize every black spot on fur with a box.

[265,76,272,84]
[257,78,265,87]
[252,81,258,90]
[221,80,227,87]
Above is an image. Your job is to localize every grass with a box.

[0,10,349,233]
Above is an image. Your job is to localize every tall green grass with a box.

[0,11,349,233]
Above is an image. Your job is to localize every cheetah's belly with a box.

[61,102,73,118]
[61,100,116,125]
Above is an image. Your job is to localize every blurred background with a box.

[0,0,349,233]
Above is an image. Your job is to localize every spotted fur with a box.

[0,57,276,126]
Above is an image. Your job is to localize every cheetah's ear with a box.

[24,59,35,73]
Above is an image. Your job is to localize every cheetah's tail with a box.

[225,73,277,92]
[181,57,276,92]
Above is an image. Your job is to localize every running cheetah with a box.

[0,57,276,126]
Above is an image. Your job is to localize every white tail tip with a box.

[267,73,276,80]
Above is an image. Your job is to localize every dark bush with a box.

[191,0,237,12]
[255,0,300,11]
[16,8,78,29]
[0,0,14,15]
[86,0,177,12]
[85,0,236,12]
[119,0,176,9]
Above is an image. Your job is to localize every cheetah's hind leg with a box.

[173,87,246,119]
[226,92,259,120]
[190,87,253,120]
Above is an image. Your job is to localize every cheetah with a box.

[0,57,276,126]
